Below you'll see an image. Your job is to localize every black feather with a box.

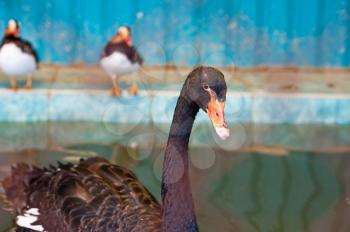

[102,41,143,65]
[0,35,39,65]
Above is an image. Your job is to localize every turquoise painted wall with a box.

[0,0,349,67]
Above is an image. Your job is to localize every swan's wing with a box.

[2,157,161,232]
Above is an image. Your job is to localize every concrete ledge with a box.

[0,122,348,153]
[0,89,349,124]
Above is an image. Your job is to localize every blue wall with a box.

[0,0,349,67]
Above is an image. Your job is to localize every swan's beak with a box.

[206,92,230,140]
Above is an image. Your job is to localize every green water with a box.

[0,122,349,232]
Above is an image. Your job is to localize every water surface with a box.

[0,122,349,232]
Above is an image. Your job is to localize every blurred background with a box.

[0,1,350,232]
[0,0,349,66]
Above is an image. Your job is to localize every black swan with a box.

[0,19,39,90]
[100,26,143,96]
[1,66,229,232]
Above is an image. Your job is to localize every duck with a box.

[100,26,143,96]
[0,19,39,90]
[1,66,229,232]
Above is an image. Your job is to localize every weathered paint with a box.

[0,0,349,66]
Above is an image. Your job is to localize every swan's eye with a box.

[202,83,209,91]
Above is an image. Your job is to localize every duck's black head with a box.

[5,19,20,37]
[183,66,229,139]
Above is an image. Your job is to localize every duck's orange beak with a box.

[205,87,229,140]
[125,35,132,46]
[117,27,132,46]
[5,20,19,37]
[5,26,19,37]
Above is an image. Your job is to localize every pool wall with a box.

[1,89,349,124]
[1,0,349,66]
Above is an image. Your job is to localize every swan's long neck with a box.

[161,95,199,232]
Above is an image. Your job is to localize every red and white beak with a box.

[5,19,19,37]
[204,86,230,140]
[117,27,132,46]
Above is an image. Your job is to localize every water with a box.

[0,122,349,232]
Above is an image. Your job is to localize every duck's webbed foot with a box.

[112,86,122,96]
[26,75,32,89]
[111,76,122,96]
[128,82,139,96]
[10,78,17,91]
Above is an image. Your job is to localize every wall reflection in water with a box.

[0,122,349,232]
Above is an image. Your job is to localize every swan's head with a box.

[5,19,20,37]
[185,66,229,140]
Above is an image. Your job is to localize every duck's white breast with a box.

[100,52,140,77]
[0,43,36,77]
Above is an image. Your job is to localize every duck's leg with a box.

[26,75,32,89]
[10,78,17,91]
[128,72,139,96]
[111,75,122,96]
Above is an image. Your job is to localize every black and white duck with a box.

[0,19,39,90]
[100,26,143,96]
[1,66,229,232]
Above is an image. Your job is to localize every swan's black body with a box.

[1,66,227,232]
[3,158,161,232]
[162,67,226,232]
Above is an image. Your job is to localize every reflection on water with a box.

[0,123,349,232]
